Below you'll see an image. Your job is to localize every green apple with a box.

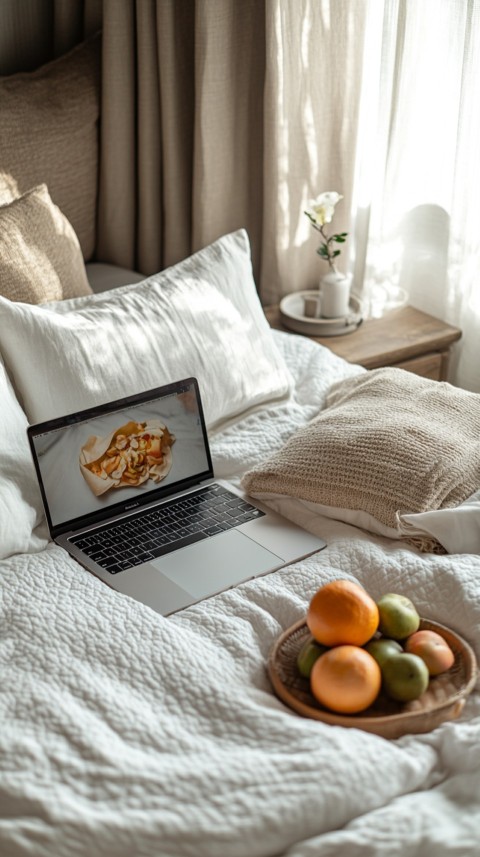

[376,593,420,640]
[296,636,327,678]
[381,652,429,702]
[365,637,403,669]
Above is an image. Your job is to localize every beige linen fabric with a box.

[0,33,101,261]
[242,368,480,531]
[0,184,92,303]
[0,1,102,74]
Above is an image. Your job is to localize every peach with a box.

[404,629,455,676]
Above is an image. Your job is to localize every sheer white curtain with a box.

[350,0,480,391]
[260,0,367,304]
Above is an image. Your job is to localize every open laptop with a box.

[28,378,326,615]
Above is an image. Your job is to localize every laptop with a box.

[28,378,326,615]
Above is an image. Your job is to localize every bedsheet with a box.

[1,332,479,857]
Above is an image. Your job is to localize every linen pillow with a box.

[0,34,100,260]
[0,354,48,560]
[0,229,292,430]
[241,367,480,542]
[0,184,92,303]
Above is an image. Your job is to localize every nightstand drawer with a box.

[394,351,447,381]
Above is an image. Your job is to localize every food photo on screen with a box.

[32,384,210,528]
[79,420,176,496]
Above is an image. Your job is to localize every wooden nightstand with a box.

[264,304,462,381]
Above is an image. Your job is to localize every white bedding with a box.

[1,332,479,857]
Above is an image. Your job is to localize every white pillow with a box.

[0,355,48,559]
[0,230,292,430]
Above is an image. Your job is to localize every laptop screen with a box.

[28,379,213,536]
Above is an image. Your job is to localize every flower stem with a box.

[319,225,338,273]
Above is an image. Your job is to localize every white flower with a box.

[307,192,343,226]
[304,191,348,272]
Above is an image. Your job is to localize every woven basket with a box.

[268,618,478,740]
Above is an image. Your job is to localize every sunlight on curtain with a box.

[351,0,480,391]
[261,0,366,305]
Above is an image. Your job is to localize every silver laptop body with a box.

[28,378,325,615]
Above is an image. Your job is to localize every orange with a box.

[306,579,379,647]
[310,645,381,714]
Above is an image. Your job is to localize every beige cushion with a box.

[0,184,92,303]
[242,367,480,539]
[0,34,100,261]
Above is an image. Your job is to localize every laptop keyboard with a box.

[69,483,265,574]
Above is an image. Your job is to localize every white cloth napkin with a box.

[398,490,480,555]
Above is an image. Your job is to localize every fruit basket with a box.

[268,618,478,740]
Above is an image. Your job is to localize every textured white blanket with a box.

[1,332,479,857]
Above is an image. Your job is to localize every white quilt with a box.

[1,332,479,857]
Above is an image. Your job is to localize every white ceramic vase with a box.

[320,271,352,318]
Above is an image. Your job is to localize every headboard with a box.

[0,33,101,261]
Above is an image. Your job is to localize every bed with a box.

[1,37,480,857]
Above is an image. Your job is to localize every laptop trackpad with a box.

[152,530,282,599]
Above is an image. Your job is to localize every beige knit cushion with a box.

[242,368,480,532]
[0,184,92,303]
[0,34,100,261]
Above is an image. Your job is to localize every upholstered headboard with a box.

[0,34,101,261]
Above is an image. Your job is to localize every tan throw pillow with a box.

[0,184,92,303]
[242,367,480,536]
[0,34,100,261]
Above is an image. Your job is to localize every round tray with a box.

[268,618,478,740]
[279,290,363,336]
